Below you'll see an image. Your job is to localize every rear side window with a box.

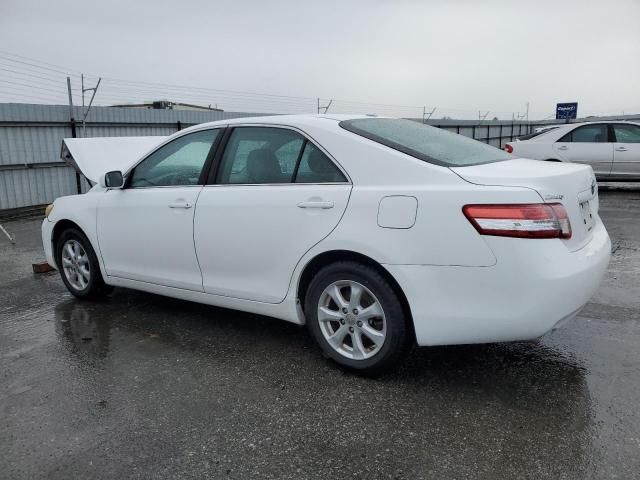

[558,125,607,143]
[218,127,304,184]
[339,118,511,167]
[217,127,346,184]
[295,143,346,183]
[613,124,640,143]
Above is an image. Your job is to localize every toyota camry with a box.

[43,115,611,374]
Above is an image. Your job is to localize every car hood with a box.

[61,136,167,184]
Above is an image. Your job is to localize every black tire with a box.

[305,261,409,375]
[55,228,113,299]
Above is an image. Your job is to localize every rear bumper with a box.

[385,218,611,346]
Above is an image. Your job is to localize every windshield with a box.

[339,118,511,167]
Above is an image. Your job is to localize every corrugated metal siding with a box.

[0,103,270,210]
[0,125,70,165]
[0,166,78,209]
[4,103,632,211]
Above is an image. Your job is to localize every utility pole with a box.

[67,77,75,127]
[81,74,101,137]
[317,98,332,114]
[67,77,81,194]
[478,110,490,122]
[422,107,436,124]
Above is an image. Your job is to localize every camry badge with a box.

[544,194,564,200]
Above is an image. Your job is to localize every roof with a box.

[180,113,375,133]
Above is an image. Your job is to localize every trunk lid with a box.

[451,158,598,251]
[61,136,167,184]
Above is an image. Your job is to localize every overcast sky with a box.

[0,0,638,119]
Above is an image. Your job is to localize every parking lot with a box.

[0,189,638,479]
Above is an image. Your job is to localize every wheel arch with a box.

[52,219,85,249]
[296,249,415,342]
[51,219,102,273]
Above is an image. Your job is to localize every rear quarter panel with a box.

[510,142,559,161]
[287,124,544,269]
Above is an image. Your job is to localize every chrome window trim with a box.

[122,126,227,189]
[125,185,205,190]
[202,182,351,188]
[212,123,352,186]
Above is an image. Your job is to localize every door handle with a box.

[557,145,568,150]
[297,201,334,209]
[168,201,193,209]
[615,147,628,152]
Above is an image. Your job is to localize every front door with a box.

[553,123,613,179]
[97,128,222,291]
[611,123,640,179]
[194,126,352,303]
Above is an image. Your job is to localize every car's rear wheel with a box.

[56,228,112,299]
[305,261,409,375]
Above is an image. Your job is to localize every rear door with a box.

[193,125,351,303]
[552,124,613,179]
[611,123,640,179]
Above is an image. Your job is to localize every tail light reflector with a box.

[504,144,514,153]
[463,203,572,239]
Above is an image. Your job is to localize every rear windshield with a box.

[518,127,559,141]
[339,118,511,167]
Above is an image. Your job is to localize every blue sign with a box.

[556,102,578,119]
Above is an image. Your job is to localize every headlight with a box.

[44,204,54,218]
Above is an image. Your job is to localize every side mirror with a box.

[102,171,124,189]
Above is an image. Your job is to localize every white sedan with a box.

[43,115,611,374]
[505,121,640,180]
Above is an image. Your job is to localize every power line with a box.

[0,50,82,73]
[0,78,70,95]
[0,50,518,116]
[0,54,76,77]
[0,65,72,85]
[2,49,633,119]
[0,89,65,103]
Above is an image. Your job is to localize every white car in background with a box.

[504,121,640,180]
[43,115,610,374]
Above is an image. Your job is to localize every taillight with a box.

[463,203,572,239]
[504,144,514,153]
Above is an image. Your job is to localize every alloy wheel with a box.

[61,239,91,291]
[317,280,386,360]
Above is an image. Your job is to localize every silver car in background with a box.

[505,121,640,180]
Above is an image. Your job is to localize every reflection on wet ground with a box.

[1,191,639,479]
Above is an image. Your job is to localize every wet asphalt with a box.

[1,190,639,480]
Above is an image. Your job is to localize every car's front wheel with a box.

[305,261,409,375]
[55,228,112,299]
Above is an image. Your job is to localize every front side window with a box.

[217,127,346,184]
[129,129,220,187]
[339,118,511,167]
[613,124,640,143]
[558,125,607,143]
